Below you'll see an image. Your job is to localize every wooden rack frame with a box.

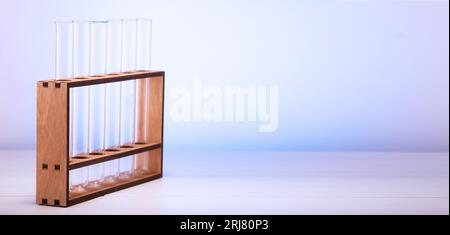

[36,70,165,207]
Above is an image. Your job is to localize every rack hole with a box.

[120,145,134,148]
[55,83,61,88]
[74,77,88,80]
[54,164,60,171]
[134,142,147,145]
[89,152,104,156]
[91,75,105,77]
[42,198,48,205]
[54,200,60,206]
[105,148,120,152]
[42,163,48,170]
[42,82,48,87]
[72,156,88,159]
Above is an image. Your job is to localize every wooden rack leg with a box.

[36,81,69,207]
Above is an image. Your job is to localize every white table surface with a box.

[0,150,448,214]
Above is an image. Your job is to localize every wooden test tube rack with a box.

[36,70,165,207]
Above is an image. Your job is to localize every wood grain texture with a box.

[69,143,161,170]
[136,75,164,176]
[136,78,148,143]
[148,148,162,174]
[148,76,164,143]
[135,148,162,174]
[41,70,164,88]
[36,81,69,206]
[68,172,162,206]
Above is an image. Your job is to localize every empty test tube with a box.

[55,21,73,81]
[118,19,138,180]
[86,21,108,188]
[134,19,152,175]
[103,20,123,184]
[58,20,91,194]
[70,21,91,193]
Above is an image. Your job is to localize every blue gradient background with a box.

[0,0,448,151]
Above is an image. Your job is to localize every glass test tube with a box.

[118,19,138,179]
[136,19,152,71]
[103,20,122,184]
[86,21,108,188]
[134,19,152,175]
[55,22,73,81]
[56,21,78,193]
[69,21,91,193]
